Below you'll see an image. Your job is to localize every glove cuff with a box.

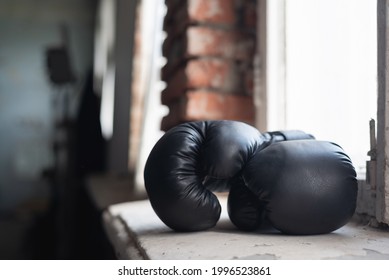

[268,130,315,142]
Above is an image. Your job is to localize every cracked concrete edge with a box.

[102,210,150,260]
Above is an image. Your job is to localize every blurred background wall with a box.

[0,0,96,259]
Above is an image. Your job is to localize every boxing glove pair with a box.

[144,120,358,234]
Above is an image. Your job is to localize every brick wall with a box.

[161,0,257,131]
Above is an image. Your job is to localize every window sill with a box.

[102,195,389,260]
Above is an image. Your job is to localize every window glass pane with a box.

[283,0,377,175]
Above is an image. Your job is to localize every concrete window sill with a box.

[102,195,389,260]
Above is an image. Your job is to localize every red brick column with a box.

[161,0,257,131]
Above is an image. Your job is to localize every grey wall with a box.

[0,0,95,211]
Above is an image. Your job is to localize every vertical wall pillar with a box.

[376,0,389,223]
[107,0,138,173]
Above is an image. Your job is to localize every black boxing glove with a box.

[143,120,262,231]
[234,140,358,235]
[227,176,264,231]
[227,131,315,231]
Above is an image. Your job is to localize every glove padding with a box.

[229,140,358,235]
[227,176,264,231]
[144,120,262,231]
[144,120,314,232]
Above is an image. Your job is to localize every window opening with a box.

[266,0,377,177]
